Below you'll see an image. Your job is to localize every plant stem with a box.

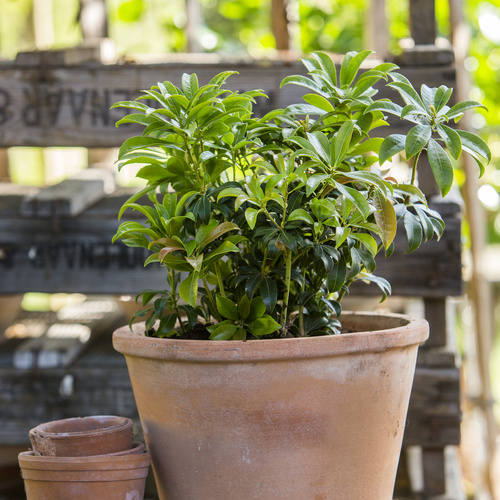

[215,262,226,298]
[281,250,292,336]
[169,269,185,335]
[298,305,305,336]
[263,207,283,231]
[410,151,421,186]
[202,277,222,322]
[184,137,204,190]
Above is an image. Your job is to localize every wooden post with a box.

[364,0,389,60]
[409,0,436,45]
[423,298,448,348]
[78,0,109,40]
[421,448,447,495]
[186,0,203,53]
[271,0,290,52]
[32,0,55,49]
[0,149,8,182]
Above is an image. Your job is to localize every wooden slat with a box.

[403,365,461,447]
[20,168,115,218]
[423,297,448,348]
[421,448,447,496]
[0,187,462,296]
[0,59,456,148]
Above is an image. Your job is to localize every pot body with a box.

[19,450,151,500]
[29,415,134,457]
[113,311,428,500]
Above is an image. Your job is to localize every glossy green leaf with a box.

[335,226,350,248]
[327,258,346,293]
[405,124,432,159]
[379,134,406,164]
[216,296,239,321]
[303,93,335,112]
[372,191,397,248]
[437,124,462,160]
[280,75,323,94]
[307,131,331,163]
[333,120,355,166]
[403,212,423,253]
[179,271,199,307]
[199,222,239,249]
[247,315,281,337]
[350,233,378,256]
[260,278,278,313]
[339,50,373,87]
[238,295,251,321]
[456,129,491,164]
[288,209,314,224]
[427,138,454,197]
[246,296,266,323]
[208,321,239,340]
[306,174,329,197]
[185,254,204,272]
[445,100,487,121]
[203,241,239,267]
[387,81,425,110]
[245,207,261,229]
[365,100,403,117]
[311,51,338,86]
[434,86,453,112]
[335,183,371,220]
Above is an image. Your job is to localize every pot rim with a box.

[29,415,131,439]
[18,449,151,471]
[113,311,429,362]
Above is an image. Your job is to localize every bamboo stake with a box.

[449,1,498,498]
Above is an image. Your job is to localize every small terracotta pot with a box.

[113,311,428,500]
[18,449,151,500]
[29,415,133,457]
[102,440,145,456]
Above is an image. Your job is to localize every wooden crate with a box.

[0,54,463,497]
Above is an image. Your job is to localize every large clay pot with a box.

[18,449,151,500]
[29,415,134,457]
[113,311,428,500]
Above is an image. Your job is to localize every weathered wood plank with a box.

[0,187,462,296]
[7,299,124,369]
[20,168,115,218]
[403,365,461,447]
[421,447,447,496]
[422,297,448,348]
[0,59,456,148]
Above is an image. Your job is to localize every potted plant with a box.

[111,51,490,500]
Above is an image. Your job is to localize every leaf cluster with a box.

[112,51,490,339]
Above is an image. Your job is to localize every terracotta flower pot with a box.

[18,449,151,500]
[29,415,134,457]
[113,311,428,500]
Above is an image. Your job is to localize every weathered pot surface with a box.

[29,415,134,457]
[113,311,429,500]
[19,449,151,500]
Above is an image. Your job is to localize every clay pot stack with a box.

[18,415,151,500]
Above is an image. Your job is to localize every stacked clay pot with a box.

[18,415,151,500]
